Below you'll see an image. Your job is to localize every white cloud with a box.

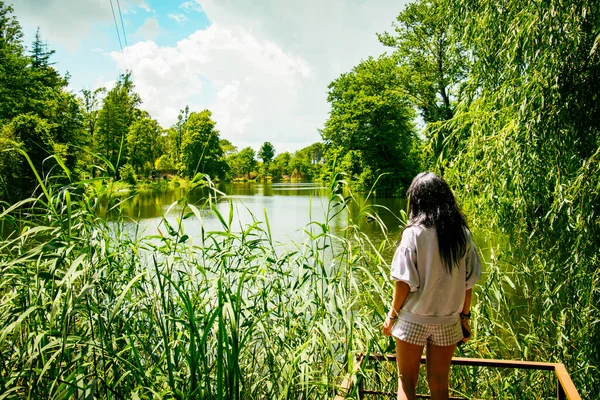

[112,24,313,151]
[11,0,160,51]
[136,18,159,41]
[10,0,113,50]
[168,13,188,24]
[179,1,203,13]
[134,0,153,13]
[187,0,410,151]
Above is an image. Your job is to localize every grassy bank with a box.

[89,176,194,199]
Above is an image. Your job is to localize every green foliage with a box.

[0,4,85,201]
[378,0,468,123]
[0,170,398,399]
[126,117,163,172]
[0,114,54,200]
[155,154,175,171]
[0,1,28,121]
[181,110,228,179]
[95,73,141,171]
[0,126,26,201]
[269,151,292,180]
[289,145,319,181]
[257,141,275,164]
[219,138,237,157]
[169,105,189,167]
[227,146,256,179]
[433,0,600,396]
[322,55,421,194]
[118,163,137,185]
[30,27,54,69]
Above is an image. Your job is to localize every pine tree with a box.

[31,27,54,68]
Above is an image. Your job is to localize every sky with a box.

[10,0,410,153]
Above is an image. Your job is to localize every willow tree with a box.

[438,0,600,396]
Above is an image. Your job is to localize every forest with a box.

[1,0,599,398]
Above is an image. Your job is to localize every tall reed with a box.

[0,164,396,399]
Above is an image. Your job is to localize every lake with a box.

[103,182,409,251]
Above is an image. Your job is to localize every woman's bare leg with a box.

[425,342,456,400]
[395,338,424,400]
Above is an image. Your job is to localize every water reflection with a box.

[101,182,407,248]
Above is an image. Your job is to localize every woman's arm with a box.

[460,288,472,343]
[382,281,410,336]
[462,288,472,314]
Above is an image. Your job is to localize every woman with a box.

[382,172,481,400]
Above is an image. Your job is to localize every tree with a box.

[270,151,292,180]
[126,118,162,174]
[81,87,106,139]
[0,4,85,200]
[155,154,175,171]
[118,163,137,185]
[322,55,420,194]
[0,125,26,201]
[79,87,106,175]
[0,1,28,120]
[31,27,54,68]
[47,89,86,174]
[169,105,189,168]
[258,141,275,165]
[289,149,312,181]
[305,142,324,165]
[0,114,54,199]
[180,109,228,179]
[95,73,141,172]
[228,147,256,179]
[378,0,468,123]
[219,138,237,157]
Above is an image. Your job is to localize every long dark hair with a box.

[406,172,468,273]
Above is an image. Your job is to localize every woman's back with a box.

[391,225,480,325]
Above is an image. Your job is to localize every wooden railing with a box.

[335,353,581,400]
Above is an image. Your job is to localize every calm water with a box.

[103,182,408,249]
[102,181,499,308]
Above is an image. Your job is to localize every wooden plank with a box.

[368,353,557,370]
[360,390,467,399]
[449,357,557,371]
[363,353,581,399]
[554,363,581,400]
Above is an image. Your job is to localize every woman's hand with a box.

[460,318,471,343]
[382,316,395,336]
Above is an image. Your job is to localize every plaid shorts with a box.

[392,319,462,347]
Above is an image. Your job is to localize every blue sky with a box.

[15,1,211,93]
[11,0,409,152]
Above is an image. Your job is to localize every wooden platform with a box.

[334,353,581,400]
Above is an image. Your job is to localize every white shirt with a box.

[390,224,481,325]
